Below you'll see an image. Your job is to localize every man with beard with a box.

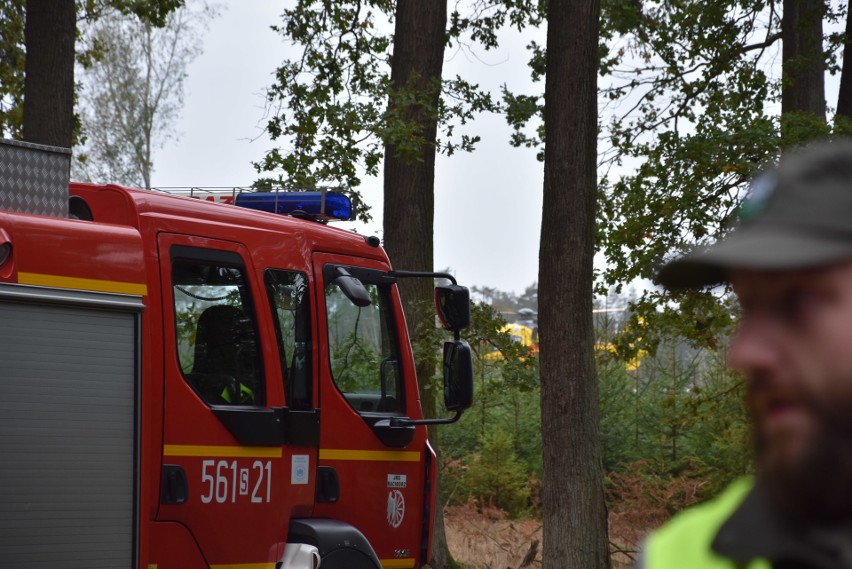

[639,140,852,569]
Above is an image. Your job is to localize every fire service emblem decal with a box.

[387,489,405,528]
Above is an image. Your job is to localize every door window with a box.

[172,253,263,406]
[265,269,312,410]
[325,279,403,414]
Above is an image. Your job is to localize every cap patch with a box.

[738,171,776,222]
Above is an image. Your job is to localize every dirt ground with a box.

[444,503,641,569]
[445,503,543,569]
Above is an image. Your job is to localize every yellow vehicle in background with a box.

[481,306,646,372]
[503,322,539,353]
[482,319,539,361]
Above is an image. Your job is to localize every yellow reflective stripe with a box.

[320,449,420,462]
[18,271,147,296]
[163,445,282,458]
[208,555,414,567]
[165,446,420,460]
[380,559,416,569]
[209,564,276,569]
[208,553,414,567]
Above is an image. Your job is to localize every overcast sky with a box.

[152,2,546,296]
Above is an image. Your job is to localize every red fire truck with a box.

[0,139,473,569]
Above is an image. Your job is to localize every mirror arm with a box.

[388,270,457,286]
[375,410,463,428]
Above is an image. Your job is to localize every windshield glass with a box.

[325,280,403,414]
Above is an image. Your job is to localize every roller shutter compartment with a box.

[0,293,139,568]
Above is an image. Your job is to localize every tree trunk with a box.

[539,0,609,568]
[781,0,825,119]
[23,0,75,147]
[837,2,852,120]
[382,0,450,567]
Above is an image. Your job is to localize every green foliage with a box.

[77,0,186,26]
[0,0,185,141]
[330,331,381,393]
[256,1,503,218]
[438,296,541,517]
[496,1,851,354]
[447,0,544,50]
[255,1,392,216]
[596,0,849,350]
[466,301,538,389]
[458,427,532,518]
[106,0,185,27]
[598,0,782,310]
[441,285,750,521]
[599,337,752,504]
[0,0,24,138]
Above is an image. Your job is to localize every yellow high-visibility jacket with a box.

[644,478,770,569]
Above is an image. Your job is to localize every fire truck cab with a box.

[0,139,473,569]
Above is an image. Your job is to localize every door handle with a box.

[316,466,339,503]
[161,465,188,504]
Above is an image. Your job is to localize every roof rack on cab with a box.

[150,186,354,222]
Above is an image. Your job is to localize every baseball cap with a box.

[657,140,852,289]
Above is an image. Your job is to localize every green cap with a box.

[658,140,852,289]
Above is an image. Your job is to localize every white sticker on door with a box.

[291,455,309,485]
[387,474,407,488]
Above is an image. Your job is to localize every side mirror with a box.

[333,267,371,307]
[435,285,470,332]
[442,341,474,412]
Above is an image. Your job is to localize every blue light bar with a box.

[235,191,352,221]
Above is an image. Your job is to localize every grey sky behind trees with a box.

[151,1,546,295]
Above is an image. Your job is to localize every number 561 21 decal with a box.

[200,460,272,504]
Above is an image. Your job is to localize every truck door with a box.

[156,234,307,568]
[312,253,429,569]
